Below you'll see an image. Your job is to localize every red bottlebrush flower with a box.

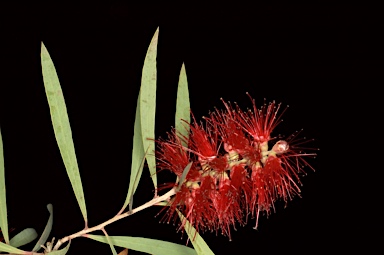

[188,114,220,160]
[206,156,228,173]
[164,175,218,235]
[230,164,253,216]
[236,93,287,144]
[155,129,190,177]
[212,178,243,240]
[205,99,264,170]
[156,94,317,239]
[207,100,251,155]
[251,155,300,219]
[250,161,275,225]
[250,135,317,229]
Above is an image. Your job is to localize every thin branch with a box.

[52,188,175,251]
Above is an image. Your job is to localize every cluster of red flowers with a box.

[155,94,317,239]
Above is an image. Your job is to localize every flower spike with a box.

[155,94,317,239]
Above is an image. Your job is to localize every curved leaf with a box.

[46,240,70,255]
[87,234,196,255]
[0,127,9,244]
[102,230,118,255]
[32,204,53,252]
[177,210,215,255]
[140,27,159,190]
[121,95,145,212]
[9,228,38,248]
[40,42,87,223]
[0,241,25,254]
[175,62,190,147]
[177,162,192,192]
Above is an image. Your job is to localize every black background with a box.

[1,1,378,255]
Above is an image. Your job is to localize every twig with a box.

[52,188,176,251]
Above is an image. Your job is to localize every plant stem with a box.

[52,188,176,251]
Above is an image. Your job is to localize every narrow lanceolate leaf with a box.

[140,27,159,190]
[40,42,87,222]
[9,228,38,248]
[177,162,192,192]
[177,210,215,255]
[32,204,53,252]
[46,241,70,255]
[0,128,9,244]
[0,241,25,254]
[103,230,118,255]
[87,235,196,255]
[121,95,145,212]
[175,63,190,147]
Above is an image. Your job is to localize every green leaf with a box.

[46,240,70,255]
[140,27,159,190]
[87,235,196,255]
[0,241,25,254]
[9,228,38,248]
[32,204,53,252]
[175,63,190,147]
[40,42,87,223]
[177,211,215,255]
[0,127,9,244]
[177,162,192,192]
[121,95,145,212]
[103,231,118,255]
